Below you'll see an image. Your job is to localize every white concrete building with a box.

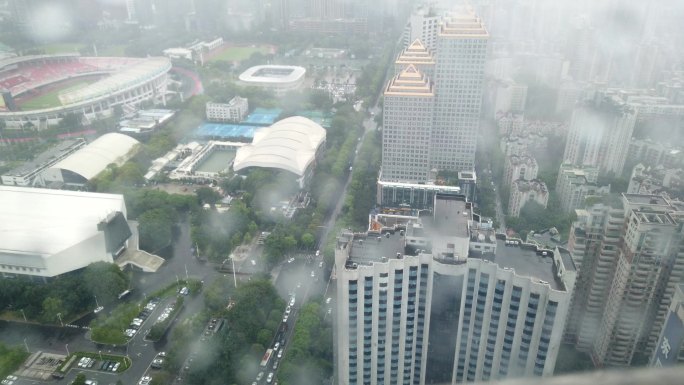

[503,155,538,187]
[334,195,576,385]
[206,96,249,122]
[404,4,441,52]
[0,186,132,278]
[508,180,549,217]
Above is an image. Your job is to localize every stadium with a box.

[0,54,172,129]
[238,65,306,95]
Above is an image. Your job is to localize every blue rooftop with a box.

[195,123,256,140]
[241,108,282,126]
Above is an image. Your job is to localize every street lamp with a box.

[56,312,63,327]
[20,309,27,322]
[231,256,237,288]
[23,338,29,353]
[94,295,100,308]
[65,344,70,356]
[99,350,103,361]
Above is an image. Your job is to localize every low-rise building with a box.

[1,138,86,186]
[627,164,684,200]
[508,179,549,217]
[206,96,249,123]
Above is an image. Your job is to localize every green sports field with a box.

[207,46,271,62]
[19,80,91,110]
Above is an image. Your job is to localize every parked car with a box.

[256,372,264,381]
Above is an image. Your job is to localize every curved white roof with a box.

[239,65,306,84]
[50,133,140,180]
[233,116,326,176]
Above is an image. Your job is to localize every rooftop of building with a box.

[3,138,86,178]
[439,7,488,38]
[512,179,548,193]
[395,39,435,66]
[340,195,575,291]
[623,193,670,207]
[507,154,538,167]
[384,65,434,97]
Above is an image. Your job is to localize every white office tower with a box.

[565,194,684,367]
[563,96,637,176]
[334,195,577,385]
[381,65,435,183]
[431,8,488,173]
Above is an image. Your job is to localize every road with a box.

[495,189,507,233]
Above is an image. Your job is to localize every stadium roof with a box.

[58,57,171,105]
[233,116,326,176]
[50,133,140,181]
[238,65,306,84]
[0,186,126,257]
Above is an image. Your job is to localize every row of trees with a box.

[0,262,128,324]
[0,342,29,378]
[278,301,333,385]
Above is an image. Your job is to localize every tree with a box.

[40,297,63,324]
[83,262,129,305]
[300,233,315,250]
[196,187,222,205]
[138,208,176,253]
[72,373,86,385]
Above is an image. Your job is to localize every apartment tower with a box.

[335,195,576,385]
[565,194,684,366]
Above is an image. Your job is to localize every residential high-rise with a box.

[555,164,609,214]
[503,155,538,187]
[649,283,684,367]
[381,65,434,183]
[403,4,441,51]
[431,8,488,173]
[508,179,549,217]
[563,96,637,176]
[335,195,577,385]
[565,194,684,367]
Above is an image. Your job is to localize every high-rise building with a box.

[335,195,577,385]
[565,194,684,367]
[381,65,434,183]
[562,96,636,176]
[394,39,435,78]
[431,8,488,173]
[403,4,441,51]
[503,155,538,187]
[649,283,684,367]
[555,164,609,214]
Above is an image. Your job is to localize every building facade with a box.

[431,10,488,173]
[562,96,636,176]
[650,284,684,367]
[334,195,576,385]
[565,194,684,367]
[508,180,549,217]
[206,96,249,122]
[555,164,607,214]
[381,65,434,183]
[503,155,538,187]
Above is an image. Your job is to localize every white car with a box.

[285,306,291,315]
[138,376,152,385]
[289,297,295,307]
[267,372,274,383]
[315,249,320,257]
[310,271,315,278]
[277,349,283,359]
[326,297,332,304]
[256,372,264,381]
[287,257,295,263]
[282,315,289,323]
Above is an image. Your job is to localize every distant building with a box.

[628,139,684,169]
[119,109,176,135]
[402,4,441,51]
[563,96,636,175]
[503,155,538,187]
[508,179,548,217]
[206,96,249,123]
[556,164,608,214]
[650,284,684,367]
[334,194,576,384]
[238,65,306,95]
[0,186,132,278]
[1,139,86,186]
[500,133,548,157]
[627,164,684,200]
[376,179,462,211]
[493,80,527,118]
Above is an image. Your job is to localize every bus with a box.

[260,349,273,367]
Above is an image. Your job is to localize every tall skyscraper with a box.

[431,9,488,173]
[565,194,684,367]
[563,96,637,176]
[380,6,488,190]
[381,65,434,183]
[335,195,577,385]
